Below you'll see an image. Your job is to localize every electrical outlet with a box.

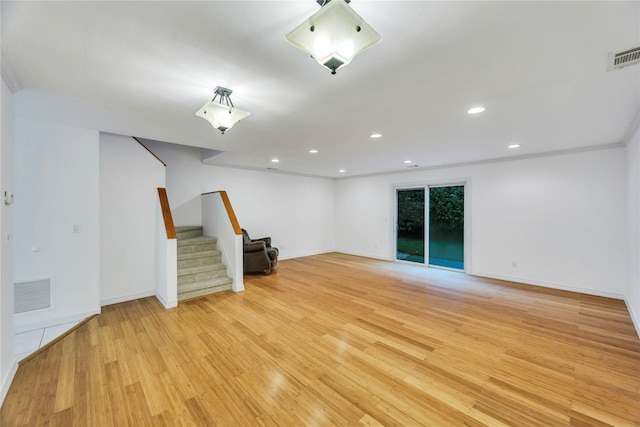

[512,261,517,268]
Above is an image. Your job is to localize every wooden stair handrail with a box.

[201,191,242,235]
[158,188,176,239]
[134,137,167,167]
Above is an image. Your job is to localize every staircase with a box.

[176,226,232,301]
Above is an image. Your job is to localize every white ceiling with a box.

[2,1,639,178]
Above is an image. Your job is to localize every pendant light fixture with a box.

[196,86,250,134]
[285,0,381,75]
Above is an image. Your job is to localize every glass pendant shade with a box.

[196,87,250,134]
[285,0,381,74]
[196,103,250,134]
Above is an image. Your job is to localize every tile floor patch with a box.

[14,329,44,354]
[14,320,82,360]
[41,321,79,347]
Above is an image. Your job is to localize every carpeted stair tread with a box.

[178,268,227,284]
[175,226,203,233]
[177,252,222,269]
[178,250,221,260]
[177,236,217,246]
[178,277,232,295]
[176,226,205,241]
[178,285,232,301]
[178,264,226,276]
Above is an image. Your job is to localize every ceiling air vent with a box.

[608,46,640,70]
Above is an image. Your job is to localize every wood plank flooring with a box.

[2,253,639,426]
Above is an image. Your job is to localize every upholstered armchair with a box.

[242,229,279,274]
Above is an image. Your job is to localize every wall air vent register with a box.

[14,278,52,313]
[609,46,640,70]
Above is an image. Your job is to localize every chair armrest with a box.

[244,241,266,253]
[251,237,272,247]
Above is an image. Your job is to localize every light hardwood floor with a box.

[2,253,639,426]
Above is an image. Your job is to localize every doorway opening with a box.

[396,188,425,263]
[396,184,465,270]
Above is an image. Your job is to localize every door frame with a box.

[394,186,426,265]
[392,179,471,273]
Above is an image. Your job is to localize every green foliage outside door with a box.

[396,185,464,270]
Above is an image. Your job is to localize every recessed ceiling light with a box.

[370,133,382,138]
[404,160,412,164]
[508,144,521,149]
[467,106,486,114]
[339,169,346,173]
[271,158,280,163]
[309,149,319,154]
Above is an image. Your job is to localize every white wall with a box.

[1,77,17,404]
[202,193,244,292]
[336,147,628,298]
[13,119,100,332]
[142,141,336,260]
[627,124,640,335]
[155,204,177,309]
[99,133,166,305]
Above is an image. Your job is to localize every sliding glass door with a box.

[396,184,465,270]
[396,188,425,263]
[428,185,464,269]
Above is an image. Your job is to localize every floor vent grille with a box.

[14,279,52,313]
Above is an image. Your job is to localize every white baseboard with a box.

[624,298,640,339]
[312,249,392,262]
[100,290,156,307]
[155,293,177,309]
[279,249,343,261]
[14,308,101,334]
[471,270,625,300]
[1,358,18,406]
[304,254,626,301]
